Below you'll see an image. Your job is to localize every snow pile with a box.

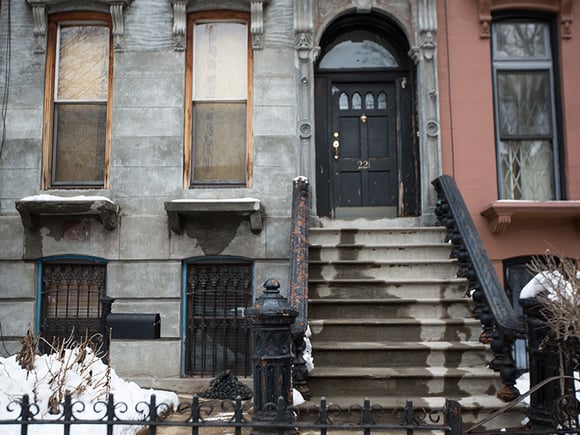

[303,325,314,373]
[0,347,179,435]
[520,270,580,300]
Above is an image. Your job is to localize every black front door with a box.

[330,82,398,218]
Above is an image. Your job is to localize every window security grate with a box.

[40,263,106,350]
[185,261,252,377]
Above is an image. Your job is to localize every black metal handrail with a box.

[287,176,311,399]
[432,175,525,401]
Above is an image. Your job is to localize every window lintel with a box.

[169,0,269,50]
[15,195,120,231]
[164,198,263,234]
[26,0,133,52]
[477,0,573,38]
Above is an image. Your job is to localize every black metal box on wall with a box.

[106,313,161,339]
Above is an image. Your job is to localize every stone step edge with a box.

[309,259,458,266]
[309,318,481,326]
[311,340,488,350]
[310,227,446,232]
[309,277,468,284]
[309,367,497,378]
[309,297,471,304]
[309,242,451,248]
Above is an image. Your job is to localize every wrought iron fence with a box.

[0,393,464,434]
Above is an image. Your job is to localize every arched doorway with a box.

[314,13,419,218]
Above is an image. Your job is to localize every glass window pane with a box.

[319,40,398,69]
[193,102,246,183]
[494,22,550,59]
[352,93,361,110]
[57,25,109,100]
[339,92,349,110]
[378,92,387,109]
[497,71,551,137]
[53,103,106,184]
[194,22,247,100]
[499,139,554,200]
[365,92,375,109]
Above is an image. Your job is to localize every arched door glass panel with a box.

[319,34,399,69]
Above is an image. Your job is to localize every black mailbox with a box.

[106,313,160,339]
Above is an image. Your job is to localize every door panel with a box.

[331,82,397,212]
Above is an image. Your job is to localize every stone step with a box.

[311,340,490,367]
[310,243,454,261]
[309,318,482,342]
[309,297,474,319]
[307,367,503,398]
[309,278,469,299]
[309,259,460,280]
[309,227,448,245]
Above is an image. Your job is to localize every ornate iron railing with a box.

[432,175,526,401]
[288,176,311,399]
[0,393,464,434]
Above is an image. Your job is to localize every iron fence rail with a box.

[0,393,463,435]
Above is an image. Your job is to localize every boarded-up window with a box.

[43,15,112,189]
[186,14,251,187]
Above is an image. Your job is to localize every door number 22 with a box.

[357,160,370,170]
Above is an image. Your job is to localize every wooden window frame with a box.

[41,12,114,190]
[183,11,253,188]
[490,13,563,200]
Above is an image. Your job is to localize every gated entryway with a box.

[315,13,419,218]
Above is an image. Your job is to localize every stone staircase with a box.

[305,223,525,428]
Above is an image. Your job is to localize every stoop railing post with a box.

[288,176,310,400]
[520,297,576,429]
[246,279,298,434]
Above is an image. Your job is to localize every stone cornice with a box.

[477,0,573,39]
[481,200,580,234]
[26,0,133,53]
[169,0,269,51]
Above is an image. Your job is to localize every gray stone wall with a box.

[0,0,298,383]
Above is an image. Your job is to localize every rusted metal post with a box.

[288,176,311,400]
[246,279,298,434]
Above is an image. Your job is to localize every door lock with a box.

[332,131,340,160]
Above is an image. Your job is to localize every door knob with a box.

[332,140,340,160]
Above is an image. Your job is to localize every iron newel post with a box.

[246,279,298,433]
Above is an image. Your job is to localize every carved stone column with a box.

[411,0,442,222]
[294,0,315,187]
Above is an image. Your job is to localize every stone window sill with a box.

[480,200,580,234]
[15,195,120,231]
[164,198,263,234]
